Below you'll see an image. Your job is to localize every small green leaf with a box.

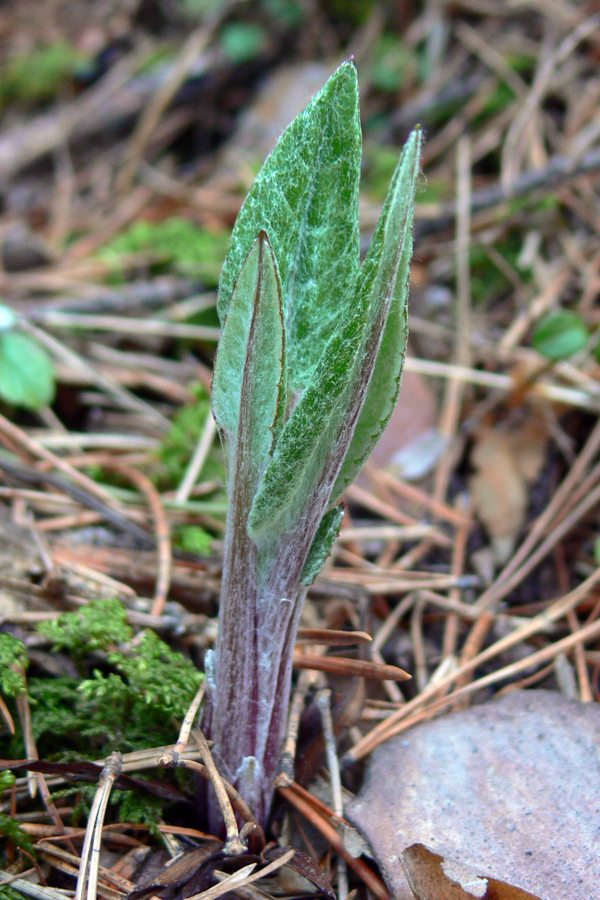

[220,23,268,63]
[212,232,285,489]
[248,129,421,536]
[332,128,421,503]
[532,310,589,360]
[217,60,362,394]
[300,504,344,585]
[0,331,56,409]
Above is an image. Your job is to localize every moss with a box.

[97,218,230,286]
[0,772,35,863]
[154,383,225,491]
[0,41,86,110]
[0,636,27,697]
[37,596,132,656]
[1,600,203,762]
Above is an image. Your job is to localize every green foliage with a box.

[370,34,418,93]
[175,525,213,554]
[98,219,230,286]
[0,888,25,900]
[300,504,344,585]
[114,788,164,833]
[469,235,529,306]
[259,0,305,26]
[474,82,517,126]
[104,630,203,720]
[247,127,421,535]
[218,60,363,395]
[212,233,285,493]
[0,307,56,411]
[0,636,28,697]
[0,601,201,759]
[0,812,35,859]
[0,773,15,792]
[219,24,268,63]
[38,597,132,655]
[0,773,35,859]
[207,61,420,826]
[0,604,204,837]
[27,599,203,756]
[23,664,197,759]
[532,310,589,360]
[364,145,447,204]
[155,383,225,490]
[0,41,85,110]
[177,0,222,17]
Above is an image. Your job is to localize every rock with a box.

[345,690,600,900]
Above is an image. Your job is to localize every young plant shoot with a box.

[203,60,421,829]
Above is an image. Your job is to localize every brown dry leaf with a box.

[469,410,548,564]
[401,844,543,900]
[346,690,600,900]
[365,368,439,481]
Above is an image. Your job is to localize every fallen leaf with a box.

[264,845,335,899]
[346,690,600,900]
[469,409,548,564]
[401,844,543,900]
[367,370,439,480]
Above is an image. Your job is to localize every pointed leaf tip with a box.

[212,231,285,488]
[330,126,422,503]
[217,60,362,393]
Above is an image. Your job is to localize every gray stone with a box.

[345,690,600,900]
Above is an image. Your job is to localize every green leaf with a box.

[0,331,56,409]
[217,60,362,394]
[212,232,285,487]
[331,128,421,502]
[532,310,589,360]
[0,635,28,697]
[220,23,268,63]
[300,504,344,585]
[248,129,421,537]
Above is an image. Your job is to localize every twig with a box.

[377,615,600,746]
[295,629,372,646]
[20,320,171,431]
[117,27,213,193]
[292,653,410,681]
[34,311,220,342]
[104,461,172,616]
[275,670,317,788]
[176,412,218,505]
[345,567,600,763]
[75,752,123,900]
[278,786,390,900]
[415,143,600,239]
[194,730,246,855]
[316,689,347,900]
[403,356,600,411]
[187,851,295,900]
[153,685,207,785]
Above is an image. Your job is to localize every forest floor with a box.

[1,2,600,900]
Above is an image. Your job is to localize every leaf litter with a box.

[2,3,600,900]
